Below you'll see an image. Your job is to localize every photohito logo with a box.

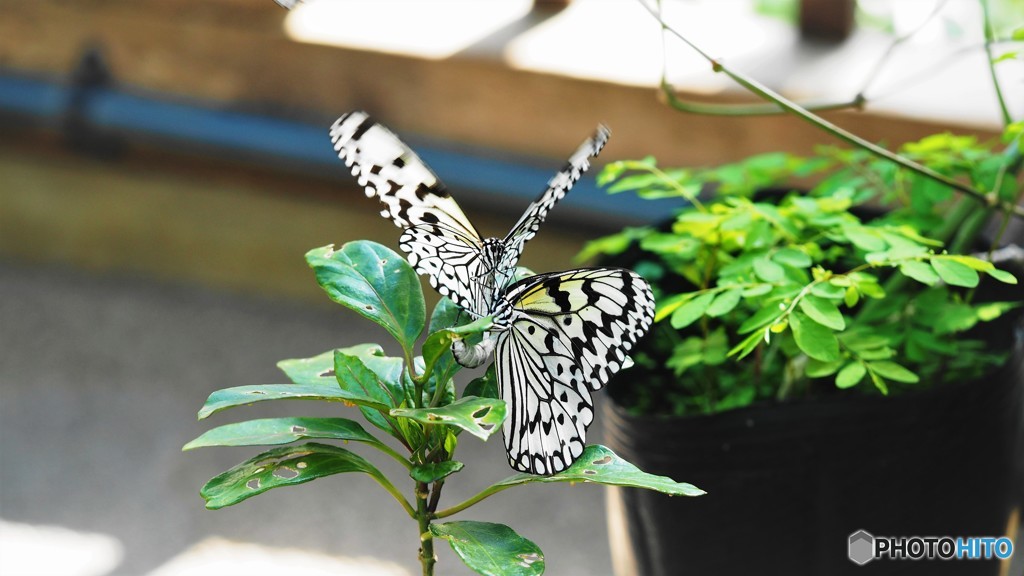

[848,530,1014,565]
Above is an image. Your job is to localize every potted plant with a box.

[584,130,1022,575]
[577,3,1024,574]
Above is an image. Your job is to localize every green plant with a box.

[581,125,1021,417]
[184,240,702,575]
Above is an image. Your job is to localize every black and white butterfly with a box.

[330,110,609,318]
[329,112,653,474]
[454,268,653,474]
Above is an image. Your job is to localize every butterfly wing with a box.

[496,126,611,279]
[495,267,654,475]
[330,111,489,311]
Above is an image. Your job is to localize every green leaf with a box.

[933,302,979,335]
[306,242,425,352]
[798,295,846,330]
[976,301,1020,322]
[495,445,704,496]
[899,261,940,285]
[869,371,889,394]
[429,297,465,334]
[738,304,783,334]
[200,443,380,509]
[655,293,689,322]
[930,257,979,287]
[184,417,377,450]
[464,364,499,399]
[742,284,773,297]
[728,330,763,360]
[857,346,895,360]
[392,397,506,440]
[845,227,886,251]
[993,51,1019,64]
[753,256,785,282]
[197,384,387,420]
[844,286,860,308]
[706,289,743,317]
[867,361,919,383]
[805,358,843,378]
[773,248,812,268]
[790,312,840,362]
[430,521,544,576]
[277,350,337,386]
[426,299,490,400]
[811,282,846,299]
[839,332,890,351]
[835,362,866,389]
[987,268,1018,284]
[334,349,407,438]
[411,461,464,483]
[422,330,457,383]
[670,292,715,329]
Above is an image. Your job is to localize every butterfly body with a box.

[331,111,654,475]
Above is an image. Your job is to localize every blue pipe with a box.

[0,72,683,223]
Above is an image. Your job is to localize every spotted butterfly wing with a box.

[494,268,654,475]
[331,111,610,316]
[330,111,491,311]
[496,125,611,281]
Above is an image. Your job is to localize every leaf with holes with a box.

[197,384,387,420]
[277,349,336,386]
[277,343,388,387]
[410,460,465,484]
[306,241,425,352]
[430,521,544,576]
[183,417,380,451]
[391,397,506,440]
[495,445,704,496]
[200,443,381,509]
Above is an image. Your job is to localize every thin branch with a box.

[980,0,1013,127]
[371,471,417,519]
[858,0,951,99]
[432,482,516,519]
[637,0,1024,220]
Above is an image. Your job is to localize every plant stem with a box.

[433,483,515,519]
[371,472,417,519]
[980,0,1013,127]
[427,480,445,513]
[415,481,436,576]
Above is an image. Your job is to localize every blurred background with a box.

[0,0,1020,574]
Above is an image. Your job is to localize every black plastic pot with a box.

[604,319,1024,576]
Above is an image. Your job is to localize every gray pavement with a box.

[0,260,612,575]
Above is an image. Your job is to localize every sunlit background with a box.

[1,0,1021,574]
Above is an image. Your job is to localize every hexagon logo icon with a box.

[848,530,875,565]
